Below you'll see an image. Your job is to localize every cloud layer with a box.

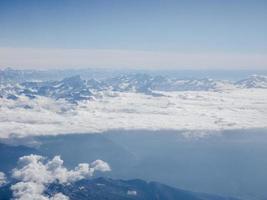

[0,88,266,139]
[11,154,111,200]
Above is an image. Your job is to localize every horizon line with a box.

[0,47,266,70]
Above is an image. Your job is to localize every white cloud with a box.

[11,182,49,200]
[0,47,266,70]
[90,160,112,173]
[0,172,6,186]
[0,88,266,139]
[127,190,137,196]
[11,154,111,200]
[50,193,69,200]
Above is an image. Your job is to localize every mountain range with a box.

[0,177,241,200]
[1,73,267,103]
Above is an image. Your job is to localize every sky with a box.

[0,0,267,70]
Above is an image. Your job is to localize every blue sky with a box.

[0,0,267,69]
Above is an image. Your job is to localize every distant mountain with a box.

[105,74,153,93]
[0,177,242,200]
[151,77,230,91]
[0,68,132,83]
[0,68,35,84]
[0,75,103,103]
[235,75,267,89]
[104,74,231,92]
[1,73,266,103]
[22,75,96,103]
[0,68,64,83]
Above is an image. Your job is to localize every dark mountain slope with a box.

[0,178,241,200]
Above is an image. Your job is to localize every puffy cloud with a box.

[50,193,69,200]
[11,187,69,200]
[0,89,267,139]
[127,190,137,196]
[0,171,6,186]
[90,160,111,172]
[11,182,49,200]
[11,154,111,200]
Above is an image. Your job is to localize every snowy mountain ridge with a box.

[1,74,266,103]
